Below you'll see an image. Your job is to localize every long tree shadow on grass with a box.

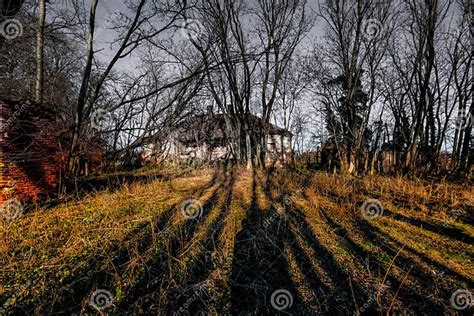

[260,173,373,315]
[229,170,300,315]
[382,208,474,245]
[308,181,472,313]
[317,206,445,314]
[228,170,370,315]
[316,185,473,287]
[352,216,474,311]
[110,164,224,271]
[284,206,370,314]
[267,170,472,314]
[157,167,238,314]
[8,165,227,315]
[117,163,234,313]
[60,163,203,205]
[356,217,474,286]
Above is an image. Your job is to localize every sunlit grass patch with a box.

[1,167,472,315]
[0,168,214,311]
[372,217,473,282]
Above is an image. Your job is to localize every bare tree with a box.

[254,0,312,166]
[187,0,312,169]
[314,0,394,175]
[64,0,202,177]
[450,0,472,173]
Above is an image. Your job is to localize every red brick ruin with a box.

[0,98,63,203]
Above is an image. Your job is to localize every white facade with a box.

[142,125,292,165]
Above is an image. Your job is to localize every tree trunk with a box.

[66,0,98,178]
[245,127,252,170]
[458,124,472,173]
[35,0,46,103]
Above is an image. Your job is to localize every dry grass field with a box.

[0,164,473,315]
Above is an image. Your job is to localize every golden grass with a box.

[0,166,472,314]
[0,168,213,308]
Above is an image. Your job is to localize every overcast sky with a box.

[78,0,326,72]
[77,0,460,72]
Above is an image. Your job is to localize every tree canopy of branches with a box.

[0,0,471,178]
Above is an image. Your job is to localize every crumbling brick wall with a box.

[0,98,63,203]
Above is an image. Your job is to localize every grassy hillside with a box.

[0,165,473,315]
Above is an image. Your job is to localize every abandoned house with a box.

[142,107,293,165]
[0,98,63,203]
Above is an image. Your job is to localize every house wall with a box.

[143,132,292,165]
[0,99,63,203]
[167,138,229,161]
[266,134,292,164]
[142,139,229,163]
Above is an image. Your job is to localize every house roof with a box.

[174,112,292,145]
[247,114,293,137]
